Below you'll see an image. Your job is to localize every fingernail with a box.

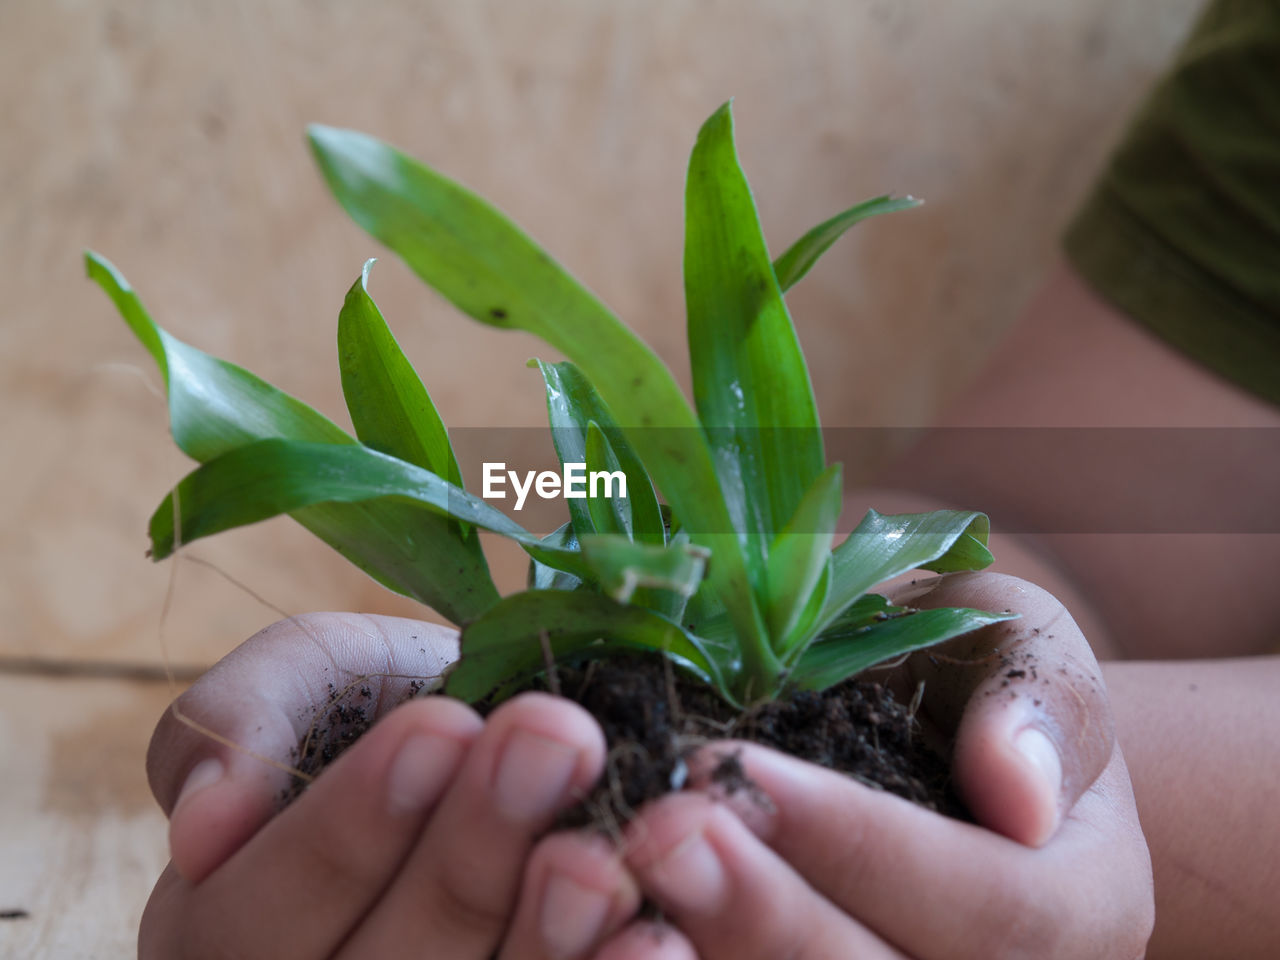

[174,757,223,813]
[493,728,579,822]
[540,871,611,959]
[646,829,727,913]
[387,734,465,816]
[1014,726,1063,834]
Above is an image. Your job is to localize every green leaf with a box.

[578,534,709,604]
[772,195,921,292]
[819,509,993,631]
[919,533,994,573]
[763,464,843,648]
[631,526,703,623]
[338,259,464,489]
[790,596,1017,692]
[527,521,584,592]
[584,422,631,538]
[444,591,729,703]
[777,556,831,666]
[87,251,350,460]
[87,251,499,623]
[308,124,775,687]
[339,260,471,542]
[685,101,824,571]
[532,359,664,545]
[146,438,593,581]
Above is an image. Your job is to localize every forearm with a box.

[877,264,1280,662]
[1102,657,1280,960]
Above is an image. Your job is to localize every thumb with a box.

[148,612,458,884]
[905,572,1116,847]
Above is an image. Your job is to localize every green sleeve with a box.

[1064,0,1280,407]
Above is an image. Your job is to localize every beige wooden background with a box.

[1,0,1199,954]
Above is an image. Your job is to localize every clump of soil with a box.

[287,655,961,822]
[537,656,961,827]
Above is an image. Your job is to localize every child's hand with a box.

[616,573,1154,960]
[138,574,1154,959]
[138,614,642,959]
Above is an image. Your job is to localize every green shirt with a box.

[1064,0,1280,407]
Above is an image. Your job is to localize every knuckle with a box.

[528,830,602,879]
[813,807,880,908]
[966,867,1060,959]
[752,894,857,960]
[710,896,799,960]
[1118,902,1156,960]
[421,866,512,938]
[770,916,821,960]
[1092,858,1156,960]
[700,811,836,960]
[291,827,380,900]
[177,902,256,960]
[965,853,1153,960]
[629,793,716,868]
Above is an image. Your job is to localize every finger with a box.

[903,572,1115,846]
[138,863,184,959]
[624,793,905,960]
[686,740,1148,960]
[498,832,640,960]
[591,922,698,960]
[337,692,606,960]
[147,612,458,883]
[139,696,481,960]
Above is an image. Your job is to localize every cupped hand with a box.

[615,572,1154,960]
[139,613,641,960]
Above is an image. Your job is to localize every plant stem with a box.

[731,623,784,703]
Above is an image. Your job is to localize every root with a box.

[907,679,926,724]
[91,361,165,400]
[866,651,913,672]
[170,703,316,784]
[575,659,599,700]
[927,644,1008,668]
[602,741,649,825]
[661,655,682,727]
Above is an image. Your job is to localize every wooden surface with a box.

[0,675,174,958]
[0,0,1200,955]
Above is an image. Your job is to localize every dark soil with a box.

[538,656,960,827]
[287,655,961,822]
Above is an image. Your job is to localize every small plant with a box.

[88,102,1012,710]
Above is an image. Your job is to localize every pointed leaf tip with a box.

[772,194,924,292]
[685,95,824,552]
[699,100,735,139]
